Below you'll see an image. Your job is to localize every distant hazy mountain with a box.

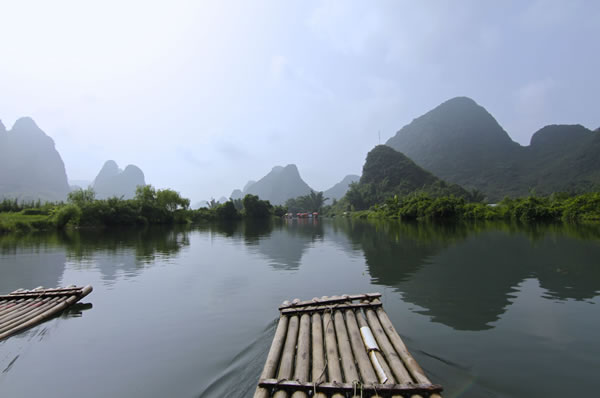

[69,179,93,191]
[347,145,469,209]
[323,174,360,203]
[230,189,244,200]
[386,97,600,200]
[232,165,313,205]
[92,160,145,199]
[0,117,70,201]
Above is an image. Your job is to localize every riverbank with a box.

[0,188,286,234]
[329,192,600,223]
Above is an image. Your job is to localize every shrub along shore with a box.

[0,187,286,234]
[327,192,600,223]
[3,188,600,234]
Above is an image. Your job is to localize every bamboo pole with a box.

[0,298,27,316]
[322,311,345,398]
[310,312,328,398]
[291,313,311,398]
[333,310,359,383]
[373,302,431,385]
[0,285,93,340]
[272,314,300,398]
[280,301,383,315]
[259,379,442,395]
[0,298,36,320]
[0,298,50,324]
[345,309,378,383]
[0,298,64,334]
[279,293,381,310]
[356,309,396,384]
[254,301,290,398]
[364,308,413,384]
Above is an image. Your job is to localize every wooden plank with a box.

[333,310,359,382]
[254,301,290,398]
[280,301,382,316]
[365,308,413,384]
[344,309,378,384]
[279,293,381,310]
[258,379,443,395]
[373,302,431,385]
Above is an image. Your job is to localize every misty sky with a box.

[1,1,599,201]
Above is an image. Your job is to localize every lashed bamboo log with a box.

[0,285,93,340]
[345,309,378,383]
[364,308,413,384]
[0,288,85,300]
[258,379,443,395]
[272,314,300,398]
[0,298,64,333]
[355,309,396,384]
[310,312,328,398]
[280,301,382,315]
[322,311,345,398]
[0,298,28,315]
[279,293,381,310]
[333,310,359,383]
[373,302,431,385]
[254,301,290,398]
[0,298,36,320]
[291,313,311,398]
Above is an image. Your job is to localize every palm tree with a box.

[306,190,328,212]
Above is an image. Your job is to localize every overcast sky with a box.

[1,1,598,201]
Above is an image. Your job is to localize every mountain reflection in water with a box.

[0,219,599,398]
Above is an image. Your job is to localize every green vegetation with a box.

[386,97,600,201]
[329,192,600,223]
[339,145,477,211]
[285,190,328,213]
[0,188,285,234]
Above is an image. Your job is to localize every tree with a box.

[215,200,240,219]
[157,189,190,212]
[207,198,219,209]
[68,187,96,206]
[242,194,272,218]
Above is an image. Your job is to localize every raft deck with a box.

[0,285,93,340]
[255,293,442,398]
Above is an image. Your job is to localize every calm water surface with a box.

[0,219,599,397]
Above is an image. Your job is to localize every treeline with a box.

[0,187,287,234]
[334,192,600,223]
[285,190,328,213]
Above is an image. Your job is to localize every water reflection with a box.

[336,219,600,330]
[199,219,324,270]
[0,226,190,291]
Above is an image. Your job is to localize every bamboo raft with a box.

[0,285,93,340]
[254,293,442,398]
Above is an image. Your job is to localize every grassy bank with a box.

[0,188,286,234]
[0,212,55,233]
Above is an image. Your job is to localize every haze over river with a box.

[1,219,599,397]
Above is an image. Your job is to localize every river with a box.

[0,219,599,397]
